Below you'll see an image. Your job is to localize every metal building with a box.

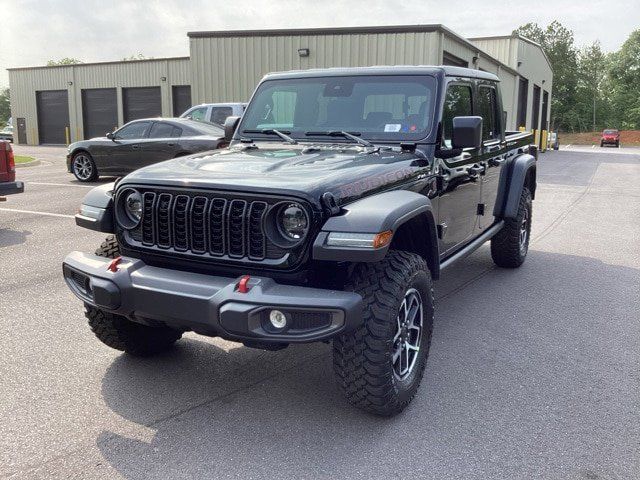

[8,57,190,145]
[8,24,552,146]
[470,33,553,144]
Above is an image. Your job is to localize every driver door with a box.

[436,81,482,256]
[107,121,152,174]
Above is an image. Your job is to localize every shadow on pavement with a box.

[0,228,31,248]
[96,250,639,480]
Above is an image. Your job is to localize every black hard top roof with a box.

[262,65,500,82]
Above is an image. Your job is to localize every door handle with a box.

[132,145,140,150]
[167,143,175,147]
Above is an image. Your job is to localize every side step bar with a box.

[440,221,504,271]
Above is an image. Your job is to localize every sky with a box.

[1,0,638,88]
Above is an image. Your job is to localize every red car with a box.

[0,141,24,200]
[600,129,620,148]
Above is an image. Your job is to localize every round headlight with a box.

[278,203,308,240]
[120,190,142,226]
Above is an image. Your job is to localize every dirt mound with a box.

[560,130,640,146]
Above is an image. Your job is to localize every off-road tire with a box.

[86,235,182,356]
[95,235,120,258]
[85,307,182,356]
[333,251,434,416]
[491,187,532,268]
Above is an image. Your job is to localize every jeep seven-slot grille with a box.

[133,190,277,261]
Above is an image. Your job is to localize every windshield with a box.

[240,75,436,142]
[604,129,618,134]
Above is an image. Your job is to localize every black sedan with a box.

[66,118,226,182]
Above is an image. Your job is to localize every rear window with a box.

[149,122,181,139]
[210,107,234,125]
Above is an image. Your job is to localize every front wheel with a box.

[86,306,183,357]
[333,251,434,416]
[72,152,98,182]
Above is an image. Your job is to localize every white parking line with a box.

[27,181,94,188]
[0,208,74,218]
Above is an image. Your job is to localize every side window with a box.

[148,122,176,139]
[210,107,233,125]
[442,83,472,147]
[185,107,208,122]
[171,126,182,138]
[115,121,150,140]
[477,86,500,141]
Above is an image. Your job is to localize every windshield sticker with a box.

[384,124,402,132]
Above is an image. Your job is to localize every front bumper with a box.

[62,252,363,343]
[0,180,24,196]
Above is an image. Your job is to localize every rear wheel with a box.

[333,251,434,416]
[491,187,532,268]
[86,235,182,356]
[72,152,98,182]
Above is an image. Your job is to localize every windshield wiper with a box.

[243,129,297,144]
[305,130,373,147]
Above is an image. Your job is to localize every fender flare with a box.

[75,182,115,233]
[312,190,440,279]
[494,153,536,220]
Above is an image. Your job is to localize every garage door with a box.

[82,88,117,139]
[172,85,191,116]
[123,87,161,123]
[36,90,70,144]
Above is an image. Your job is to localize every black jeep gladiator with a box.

[63,66,536,416]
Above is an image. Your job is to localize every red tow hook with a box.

[107,256,123,273]
[237,275,251,294]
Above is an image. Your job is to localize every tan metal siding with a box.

[190,32,442,104]
[9,58,190,144]
[469,37,553,131]
[471,38,515,67]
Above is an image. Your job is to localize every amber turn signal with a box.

[372,230,393,249]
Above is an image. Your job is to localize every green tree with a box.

[514,21,580,132]
[122,54,152,61]
[0,88,10,125]
[46,58,83,66]
[608,30,640,129]
[577,42,608,131]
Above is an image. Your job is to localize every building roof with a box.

[7,56,189,72]
[187,24,448,38]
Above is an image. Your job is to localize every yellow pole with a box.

[541,130,548,152]
[65,126,70,146]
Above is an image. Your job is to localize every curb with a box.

[15,159,41,168]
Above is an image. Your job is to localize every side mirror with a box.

[452,116,483,149]
[106,132,115,140]
[223,116,241,143]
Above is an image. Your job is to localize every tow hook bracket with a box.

[107,256,122,272]
[237,275,251,294]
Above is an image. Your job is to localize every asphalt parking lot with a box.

[1,145,639,479]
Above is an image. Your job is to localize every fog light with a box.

[269,310,288,329]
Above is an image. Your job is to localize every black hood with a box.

[120,143,429,206]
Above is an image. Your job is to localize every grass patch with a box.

[14,155,35,164]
